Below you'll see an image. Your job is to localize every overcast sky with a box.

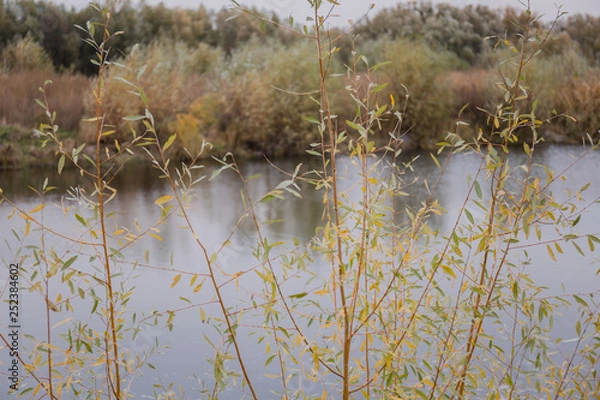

[56,0,600,25]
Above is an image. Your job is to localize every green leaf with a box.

[163,133,177,151]
[302,115,320,124]
[57,154,65,175]
[35,98,47,110]
[464,209,474,224]
[370,82,388,95]
[474,180,483,199]
[75,213,86,227]
[572,241,584,256]
[123,115,146,121]
[573,295,588,308]
[260,194,276,204]
[430,153,441,170]
[289,292,307,299]
[265,354,276,366]
[62,256,78,270]
[346,120,366,136]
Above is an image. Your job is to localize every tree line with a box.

[0,0,599,167]
[1,0,599,74]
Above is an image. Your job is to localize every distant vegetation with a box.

[0,0,599,167]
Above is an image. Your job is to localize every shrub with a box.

[558,14,600,64]
[358,38,458,148]
[173,39,337,158]
[517,45,595,140]
[1,34,53,72]
[80,39,220,146]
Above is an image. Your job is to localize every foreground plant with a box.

[0,1,599,399]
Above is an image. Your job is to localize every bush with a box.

[358,38,459,148]
[517,45,595,140]
[447,68,493,129]
[80,39,220,146]
[173,39,337,158]
[1,34,53,72]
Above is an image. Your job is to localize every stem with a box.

[312,4,350,398]
[38,203,55,399]
[94,7,122,398]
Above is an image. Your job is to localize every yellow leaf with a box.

[314,289,329,296]
[148,233,163,241]
[46,298,59,312]
[155,195,173,205]
[546,244,557,262]
[163,133,177,151]
[390,93,395,108]
[193,282,203,293]
[232,271,243,279]
[170,274,182,288]
[51,317,72,330]
[440,264,456,279]
[29,203,46,214]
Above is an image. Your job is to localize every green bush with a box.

[1,34,53,72]
[173,39,339,158]
[80,39,220,147]
[358,38,459,148]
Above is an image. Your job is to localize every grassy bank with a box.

[1,2,600,169]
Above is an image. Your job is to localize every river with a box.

[0,143,599,398]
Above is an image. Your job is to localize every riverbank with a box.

[0,125,60,170]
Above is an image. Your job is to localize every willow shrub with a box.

[173,38,339,158]
[80,39,220,147]
[1,1,600,400]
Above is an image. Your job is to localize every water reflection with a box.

[0,144,599,398]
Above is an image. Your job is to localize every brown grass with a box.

[555,71,600,137]
[0,70,91,132]
[447,69,496,123]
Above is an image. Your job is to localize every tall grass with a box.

[0,70,89,131]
